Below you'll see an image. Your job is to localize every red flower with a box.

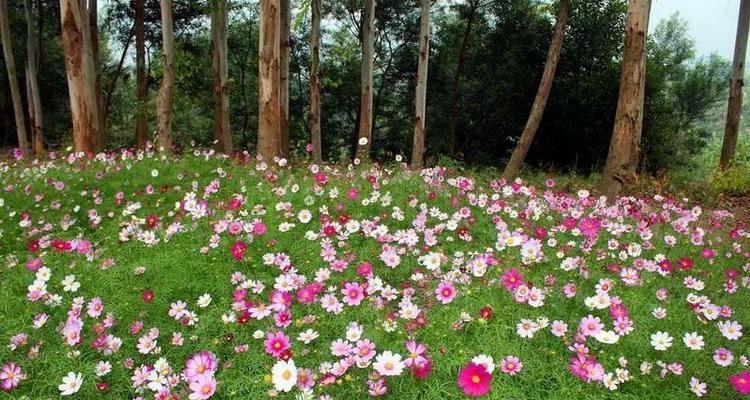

[142,289,155,303]
[478,306,493,321]
[230,241,247,261]
[412,357,433,379]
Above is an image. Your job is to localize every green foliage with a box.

[0,0,739,184]
[711,164,750,196]
[643,14,731,173]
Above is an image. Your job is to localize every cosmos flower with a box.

[271,359,297,392]
[58,372,83,396]
[457,362,492,397]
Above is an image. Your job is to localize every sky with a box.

[649,0,744,59]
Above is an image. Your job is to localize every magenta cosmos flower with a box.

[500,268,524,291]
[457,362,492,397]
[731,371,750,395]
[264,332,291,358]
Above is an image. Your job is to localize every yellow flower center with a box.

[471,375,481,384]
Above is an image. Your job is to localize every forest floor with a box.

[0,149,748,399]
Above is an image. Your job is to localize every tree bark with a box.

[59,0,100,153]
[411,0,430,168]
[156,0,175,153]
[599,0,651,200]
[24,0,44,153]
[0,0,29,151]
[135,0,147,149]
[212,0,232,154]
[279,0,291,157]
[89,0,104,148]
[103,26,133,135]
[310,0,322,162]
[258,0,282,160]
[446,0,478,157]
[720,0,750,169]
[503,0,570,178]
[355,0,376,160]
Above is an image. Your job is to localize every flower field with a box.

[0,148,749,399]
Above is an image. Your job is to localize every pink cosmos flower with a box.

[87,297,104,318]
[0,362,24,392]
[731,371,750,395]
[184,351,218,380]
[264,332,291,358]
[569,354,604,383]
[579,315,604,337]
[563,282,577,298]
[404,341,427,368]
[341,282,365,306]
[500,356,522,376]
[435,282,457,304]
[713,348,734,367]
[354,339,376,363]
[188,373,217,399]
[457,362,492,397]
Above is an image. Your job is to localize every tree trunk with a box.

[503,0,570,178]
[310,0,322,162]
[24,0,44,153]
[0,0,29,151]
[59,0,100,153]
[103,26,133,134]
[720,0,750,170]
[258,0,282,160]
[156,0,175,153]
[135,0,147,149]
[446,0,478,157]
[599,0,651,200]
[89,0,104,148]
[279,0,291,157]
[355,0,376,160]
[411,0,430,168]
[212,0,232,154]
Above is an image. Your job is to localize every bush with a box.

[711,164,750,196]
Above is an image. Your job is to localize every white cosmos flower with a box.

[650,331,673,351]
[298,209,312,224]
[272,359,297,392]
[358,137,368,146]
[689,377,707,397]
[297,329,319,344]
[58,371,83,396]
[197,293,212,308]
[682,332,704,351]
[471,354,495,374]
[62,275,80,292]
[151,169,159,177]
[594,330,620,344]
[373,351,405,376]
[95,360,112,377]
[718,321,743,341]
